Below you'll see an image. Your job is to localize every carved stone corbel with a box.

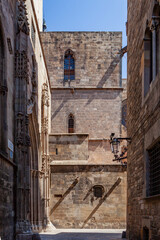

[0,85,8,95]
[17,0,29,35]
[149,16,160,31]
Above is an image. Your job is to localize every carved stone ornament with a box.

[25,134,31,146]
[149,16,160,31]
[42,83,49,107]
[42,117,49,134]
[0,85,8,95]
[27,57,37,115]
[15,50,29,83]
[17,0,29,35]
[41,154,47,172]
[16,112,24,146]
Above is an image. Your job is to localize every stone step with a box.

[40,229,126,240]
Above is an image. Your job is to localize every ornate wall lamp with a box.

[110,133,131,164]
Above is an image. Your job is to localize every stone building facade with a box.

[41,32,127,229]
[0,0,51,239]
[127,0,160,239]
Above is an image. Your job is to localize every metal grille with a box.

[64,50,75,81]
[148,141,160,196]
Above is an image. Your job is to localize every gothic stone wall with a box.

[49,134,89,162]
[0,157,15,240]
[0,0,16,240]
[41,32,122,88]
[41,32,123,165]
[50,165,127,229]
[127,1,160,239]
[50,89,121,164]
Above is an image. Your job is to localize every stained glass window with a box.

[68,114,74,133]
[64,50,75,81]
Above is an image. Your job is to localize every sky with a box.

[43,0,127,78]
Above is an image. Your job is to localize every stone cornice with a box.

[51,87,123,91]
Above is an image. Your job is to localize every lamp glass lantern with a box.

[111,138,120,155]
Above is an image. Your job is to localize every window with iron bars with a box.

[64,50,75,81]
[148,141,160,197]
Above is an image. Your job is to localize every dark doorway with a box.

[143,227,149,240]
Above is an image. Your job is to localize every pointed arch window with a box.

[144,27,152,96]
[68,114,74,133]
[64,49,75,81]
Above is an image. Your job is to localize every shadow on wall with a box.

[82,178,122,228]
[50,178,79,215]
[96,55,120,88]
[51,98,68,120]
[51,54,121,118]
[51,88,120,120]
[84,55,121,106]
[49,176,122,229]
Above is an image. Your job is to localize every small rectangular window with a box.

[148,141,160,197]
[56,148,58,155]
[31,21,36,48]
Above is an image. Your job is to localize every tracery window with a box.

[64,49,75,81]
[68,114,74,133]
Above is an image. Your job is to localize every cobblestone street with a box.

[40,229,125,240]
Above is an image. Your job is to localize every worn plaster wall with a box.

[50,165,127,229]
[127,1,160,239]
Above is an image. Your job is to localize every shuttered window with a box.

[148,141,160,196]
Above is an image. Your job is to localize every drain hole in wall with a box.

[54,194,62,198]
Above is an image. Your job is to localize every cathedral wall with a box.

[49,134,89,162]
[41,32,122,88]
[42,32,126,228]
[50,165,127,229]
[0,0,16,239]
[51,89,121,140]
[0,157,15,240]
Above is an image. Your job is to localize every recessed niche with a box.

[93,185,104,198]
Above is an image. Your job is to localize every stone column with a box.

[41,83,50,227]
[15,0,32,237]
